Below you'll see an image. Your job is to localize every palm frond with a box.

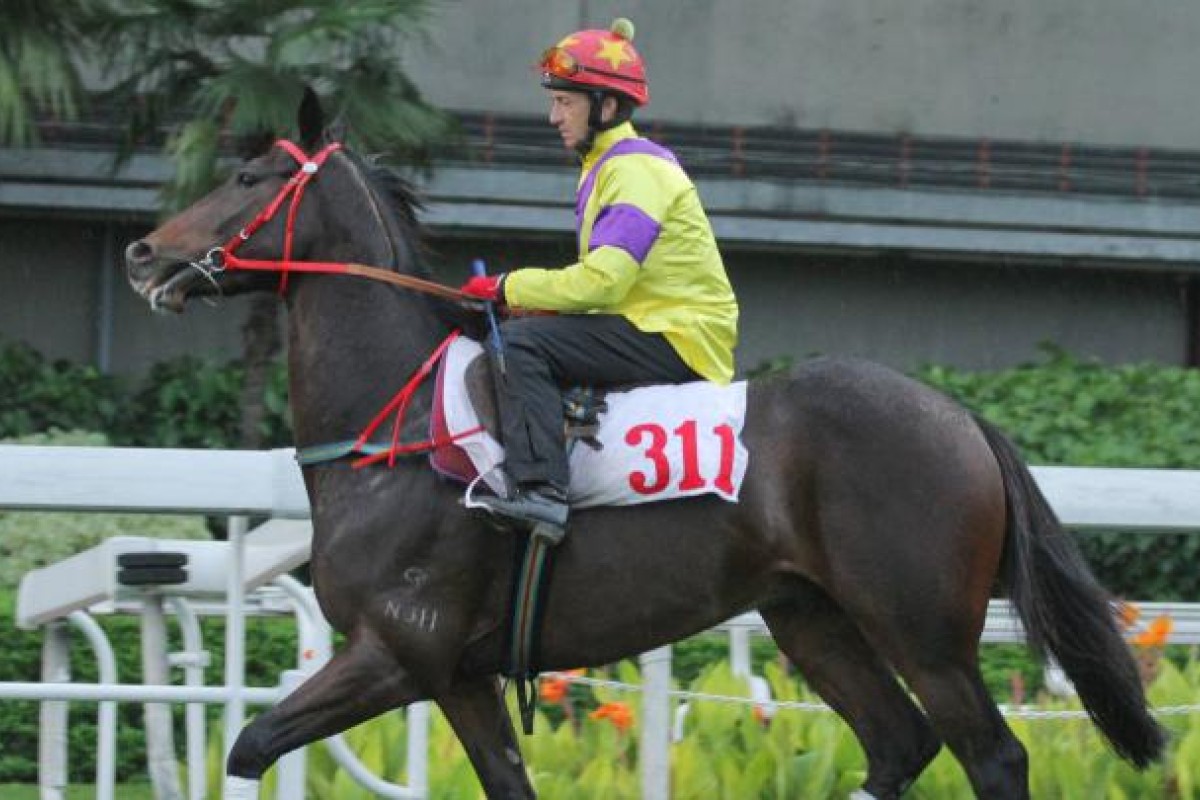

[194,64,306,136]
[19,0,449,186]
[162,118,222,208]
[0,0,91,145]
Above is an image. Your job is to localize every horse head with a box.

[125,88,348,312]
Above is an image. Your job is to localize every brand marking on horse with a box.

[403,567,429,588]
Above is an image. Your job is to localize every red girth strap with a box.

[349,330,484,469]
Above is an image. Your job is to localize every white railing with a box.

[3,445,1200,800]
[0,445,417,800]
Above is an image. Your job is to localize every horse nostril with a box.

[125,240,154,266]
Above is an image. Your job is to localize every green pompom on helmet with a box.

[610,17,635,41]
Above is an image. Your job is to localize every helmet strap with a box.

[577,91,634,157]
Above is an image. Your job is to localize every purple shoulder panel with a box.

[588,203,662,263]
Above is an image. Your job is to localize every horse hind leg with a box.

[760,583,941,800]
[435,675,535,799]
[224,627,426,797]
[896,656,1029,800]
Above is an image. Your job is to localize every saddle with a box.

[463,356,609,454]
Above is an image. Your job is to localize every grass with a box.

[0,784,155,799]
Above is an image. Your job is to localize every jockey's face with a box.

[548,90,591,152]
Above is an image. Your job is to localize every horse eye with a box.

[235,171,259,188]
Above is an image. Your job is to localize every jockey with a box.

[459,17,739,530]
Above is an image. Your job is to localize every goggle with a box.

[539,46,586,79]
[538,46,645,85]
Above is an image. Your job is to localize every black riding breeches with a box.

[495,313,700,489]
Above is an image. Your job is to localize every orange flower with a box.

[539,669,584,705]
[589,701,635,733]
[1132,615,1173,648]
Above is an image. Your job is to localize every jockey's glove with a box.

[460,274,504,303]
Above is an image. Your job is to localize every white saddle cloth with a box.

[435,337,749,508]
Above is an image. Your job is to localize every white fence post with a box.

[729,624,751,678]
[406,702,430,796]
[275,671,308,800]
[223,514,249,793]
[167,597,210,800]
[38,620,70,800]
[639,646,672,800]
[68,611,118,800]
[142,594,184,799]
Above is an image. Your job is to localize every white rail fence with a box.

[2,445,1200,800]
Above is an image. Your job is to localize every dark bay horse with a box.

[124,93,1164,799]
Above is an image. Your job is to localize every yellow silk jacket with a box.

[503,123,739,384]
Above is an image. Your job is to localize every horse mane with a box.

[340,147,433,279]
[339,146,482,332]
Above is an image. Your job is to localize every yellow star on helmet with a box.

[595,38,633,70]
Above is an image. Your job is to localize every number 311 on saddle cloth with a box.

[430,337,749,508]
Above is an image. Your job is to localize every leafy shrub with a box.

[0,341,122,439]
[117,357,290,449]
[0,336,291,449]
[916,344,1200,469]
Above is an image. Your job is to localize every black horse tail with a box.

[972,414,1166,768]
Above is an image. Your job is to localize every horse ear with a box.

[297,86,325,149]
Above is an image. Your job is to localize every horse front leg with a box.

[223,627,426,798]
[436,675,535,799]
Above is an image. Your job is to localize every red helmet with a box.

[538,18,649,106]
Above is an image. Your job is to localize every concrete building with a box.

[2,0,1199,375]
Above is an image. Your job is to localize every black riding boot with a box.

[473,482,569,528]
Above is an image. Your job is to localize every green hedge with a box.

[915,344,1200,468]
[0,339,290,449]
[0,342,122,438]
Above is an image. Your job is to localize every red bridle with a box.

[202,138,472,303]
[221,139,344,294]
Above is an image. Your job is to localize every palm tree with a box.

[0,1,95,145]
[93,0,451,203]
[91,0,454,448]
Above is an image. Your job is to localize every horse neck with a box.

[282,191,451,450]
